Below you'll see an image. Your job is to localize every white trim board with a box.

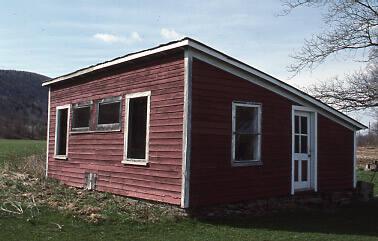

[122,91,151,166]
[45,87,51,177]
[353,131,357,188]
[181,49,192,208]
[190,49,361,131]
[42,40,189,86]
[41,38,365,131]
[54,104,71,160]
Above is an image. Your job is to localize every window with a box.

[96,96,122,130]
[72,101,92,131]
[123,91,150,165]
[232,102,262,166]
[55,105,70,159]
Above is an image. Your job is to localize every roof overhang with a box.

[42,37,367,130]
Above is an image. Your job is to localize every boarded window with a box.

[232,102,261,165]
[72,105,91,130]
[124,91,150,164]
[55,107,69,157]
[96,97,122,130]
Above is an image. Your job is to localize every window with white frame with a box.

[232,102,262,165]
[96,96,122,131]
[72,101,92,131]
[55,105,70,159]
[123,91,150,165]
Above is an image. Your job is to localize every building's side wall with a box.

[317,114,354,191]
[189,58,355,207]
[48,53,184,205]
[190,59,295,207]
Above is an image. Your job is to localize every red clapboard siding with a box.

[189,59,355,207]
[189,59,295,207]
[47,52,184,205]
[317,114,354,191]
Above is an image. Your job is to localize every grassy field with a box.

[0,139,45,165]
[1,202,377,241]
[0,139,377,241]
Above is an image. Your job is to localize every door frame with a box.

[291,105,318,194]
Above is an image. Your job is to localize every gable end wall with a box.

[47,53,185,205]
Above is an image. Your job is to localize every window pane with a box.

[73,106,90,128]
[127,97,147,159]
[300,135,308,153]
[56,108,68,156]
[295,116,299,134]
[235,134,258,161]
[294,160,299,181]
[236,106,258,134]
[98,102,120,125]
[294,135,300,153]
[301,116,308,134]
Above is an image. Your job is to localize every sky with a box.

[0,0,374,126]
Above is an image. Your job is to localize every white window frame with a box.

[71,100,93,132]
[96,96,122,131]
[122,91,151,166]
[231,101,262,167]
[54,104,71,160]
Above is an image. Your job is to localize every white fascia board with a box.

[42,40,190,86]
[186,40,366,130]
[42,37,365,130]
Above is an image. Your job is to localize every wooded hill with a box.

[0,70,49,139]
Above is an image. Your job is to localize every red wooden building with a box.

[42,38,366,208]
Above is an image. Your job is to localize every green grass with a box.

[0,139,377,241]
[1,201,378,241]
[358,169,378,195]
[0,139,45,165]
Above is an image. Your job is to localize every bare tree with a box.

[282,0,378,111]
[307,62,377,111]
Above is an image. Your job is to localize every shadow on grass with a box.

[198,199,378,238]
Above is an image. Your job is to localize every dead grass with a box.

[0,167,185,224]
[0,149,186,224]
[357,146,378,168]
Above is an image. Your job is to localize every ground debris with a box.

[0,169,185,223]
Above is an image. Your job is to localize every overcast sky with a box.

[0,0,373,125]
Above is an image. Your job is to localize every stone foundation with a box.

[188,191,355,217]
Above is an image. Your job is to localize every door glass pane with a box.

[301,160,308,181]
[294,160,299,181]
[236,106,258,134]
[301,116,308,134]
[295,116,299,134]
[294,135,300,153]
[235,134,258,161]
[300,135,307,153]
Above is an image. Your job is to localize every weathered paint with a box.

[47,50,356,208]
[47,52,185,205]
[317,114,354,191]
[189,58,354,207]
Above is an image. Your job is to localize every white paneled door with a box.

[293,111,311,190]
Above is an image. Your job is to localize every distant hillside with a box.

[0,70,49,139]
